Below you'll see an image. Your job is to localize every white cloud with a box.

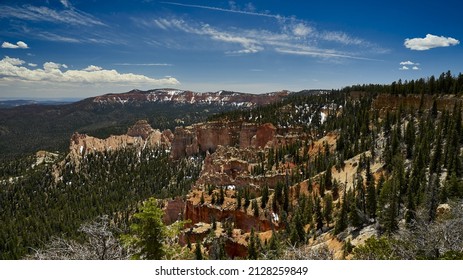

[160,2,376,51]
[398,61,420,70]
[60,0,71,8]
[404,34,460,50]
[0,5,105,26]
[114,63,173,66]
[0,56,179,86]
[275,48,375,60]
[36,32,81,43]
[151,17,379,60]
[320,31,364,45]
[292,23,313,37]
[28,63,37,67]
[2,41,29,49]
[16,41,29,49]
[162,1,285,20]
[400,61,415,65]
[83,65,103,72]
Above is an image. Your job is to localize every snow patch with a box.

[320,112,327,124]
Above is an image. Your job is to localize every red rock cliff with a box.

[171,121,278,160]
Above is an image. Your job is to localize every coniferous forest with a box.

[1,71,463,260]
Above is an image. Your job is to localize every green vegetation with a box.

[0,148,201,259]
[1,72,463,259]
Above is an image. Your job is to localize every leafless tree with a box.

[280,243,334,260]
[394,202,463,259]
[26,215,131,260]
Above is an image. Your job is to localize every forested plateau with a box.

[1,72,463,260]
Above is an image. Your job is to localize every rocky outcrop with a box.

[163,198,186,225]
[69,120,171,163]
[184,200,276,233]
[372,93,461,114]
[171,121,289,160]
[255,123,276,147]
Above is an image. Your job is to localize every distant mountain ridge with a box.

[0,99,77,108]
[90,88,291,107]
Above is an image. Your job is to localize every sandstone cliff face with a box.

[184,200,276,233]
[69,120,171,163]
[170,121,306,189]
[171,121,279,160]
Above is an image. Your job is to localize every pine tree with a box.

[200,192,205,205]
[283,182,290,212]
[378,180,399,234]
[247,228,259,260]
[236,189,242,209]
[314,195,324,230]
[219,186,225,205]
[244,187,251,208]
[267,229,281,259]
[252,199,259,217]
[334,189,348,234]
[195,239,203,260]
[261,185,269,209]
[122,198,166,259]
[323,193,333,226]
[209,238,226,260]
[365,160,377,221]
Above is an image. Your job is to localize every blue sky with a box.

[0,0,461,99]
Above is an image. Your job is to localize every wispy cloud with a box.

[0,56,179,85]
[36,32,81,43]
[161,1,286,20]
[153,2,384,60]
[0,5,105,26]
[114,63,173,66]
[149,17,380,60]
[320,31,365,46]
[60,0,71,9]
[2,41,29,49]
[404,34,459,51]
[275,48,378,61]
[160,2,372,48]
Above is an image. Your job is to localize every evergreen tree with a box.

[266,229,281,259]
[365,160,377,221]
[323,193,333,226]
[195,239,203,260]
[244,187,251,208]
[236,189,242,209]
[252,199,259,217]
[219,186,225,205]
[209,238,226,260]
[122,198,166,260]
[314,195,324,230]
[377,180,399,234]
[261,185,269,209]
[247,228,259,260]
[200,192,205,205]
[334,190,348,234]
[283,182,290,212]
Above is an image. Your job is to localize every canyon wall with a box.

[171,121,277,160]
[69,120,171,163]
